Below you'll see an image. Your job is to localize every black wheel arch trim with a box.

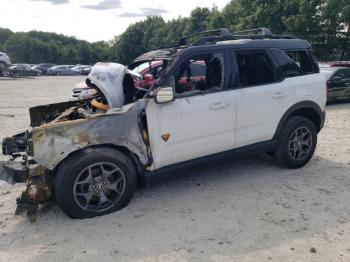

[273,101,325,140]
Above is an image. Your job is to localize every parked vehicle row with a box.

[2,63,93,76]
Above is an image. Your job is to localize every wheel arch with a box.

[274,101,324,139]
[52,144,146,187]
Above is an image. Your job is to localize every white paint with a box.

[87,62,127,108]
[146,91,237,169]
[146,73,326,170]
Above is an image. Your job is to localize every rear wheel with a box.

[274,116,317,168]
[54,147,137,219]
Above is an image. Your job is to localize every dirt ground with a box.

[0,76,350,262]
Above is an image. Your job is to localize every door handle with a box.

[272,92,287,99]
[210,102,229,110]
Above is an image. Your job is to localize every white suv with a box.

[1,29,326,219]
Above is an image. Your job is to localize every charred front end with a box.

[1,98,151,220]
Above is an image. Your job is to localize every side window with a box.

[285,50,315,75]
[169,52,225,96]
[270,48,301,77]
[235,51,275,86]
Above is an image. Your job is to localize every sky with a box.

[1,0,230,42]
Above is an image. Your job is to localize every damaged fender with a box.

[31,99,151,171]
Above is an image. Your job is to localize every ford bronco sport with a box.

[0,28,326,219]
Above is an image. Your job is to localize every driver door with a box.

[146,51,237,170]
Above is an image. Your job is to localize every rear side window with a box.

[271,49,317,78]
[235,51,275,86]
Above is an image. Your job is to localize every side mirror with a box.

[332,76,342,82]
[155,87,174,104]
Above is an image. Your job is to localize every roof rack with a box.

[173,28,296,48]
[231,27,295,40]
[177,28,232,46]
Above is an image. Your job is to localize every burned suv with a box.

[0,28,326,219]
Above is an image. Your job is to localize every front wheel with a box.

[274,116,317,169]
[54,147,137,219]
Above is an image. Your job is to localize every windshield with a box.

[132,61,163,75]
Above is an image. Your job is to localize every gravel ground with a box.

[0,76,350,262]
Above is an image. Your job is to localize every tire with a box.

[274,116,317,169]
[54,146,137,219]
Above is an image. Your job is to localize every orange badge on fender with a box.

[161,133,170,142]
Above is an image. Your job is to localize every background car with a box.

[320,67,350,102]
[319,61,350,68]
[47,65,80,76]
[8,64,42,76]
[80,67,92,75]
[72,65,91,75]
[32,63,56,75]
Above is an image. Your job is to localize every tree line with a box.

[1,0,349,65]
[0,28,109,64]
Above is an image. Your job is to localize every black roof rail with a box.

[232,27,273,36]
[177,28,232,46]
[230,27,295,40]
[161,28,297,50]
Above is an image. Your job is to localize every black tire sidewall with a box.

[54,147,137,219]
[275,117,317,168]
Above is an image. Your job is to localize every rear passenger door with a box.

[231,49,296,148]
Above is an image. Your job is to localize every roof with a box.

[132,28,312,64]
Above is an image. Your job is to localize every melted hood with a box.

[87,62,141,108]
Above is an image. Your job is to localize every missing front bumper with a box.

[0,160,27,184]
[0,159,53,221]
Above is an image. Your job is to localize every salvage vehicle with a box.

[0,28,326,219]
